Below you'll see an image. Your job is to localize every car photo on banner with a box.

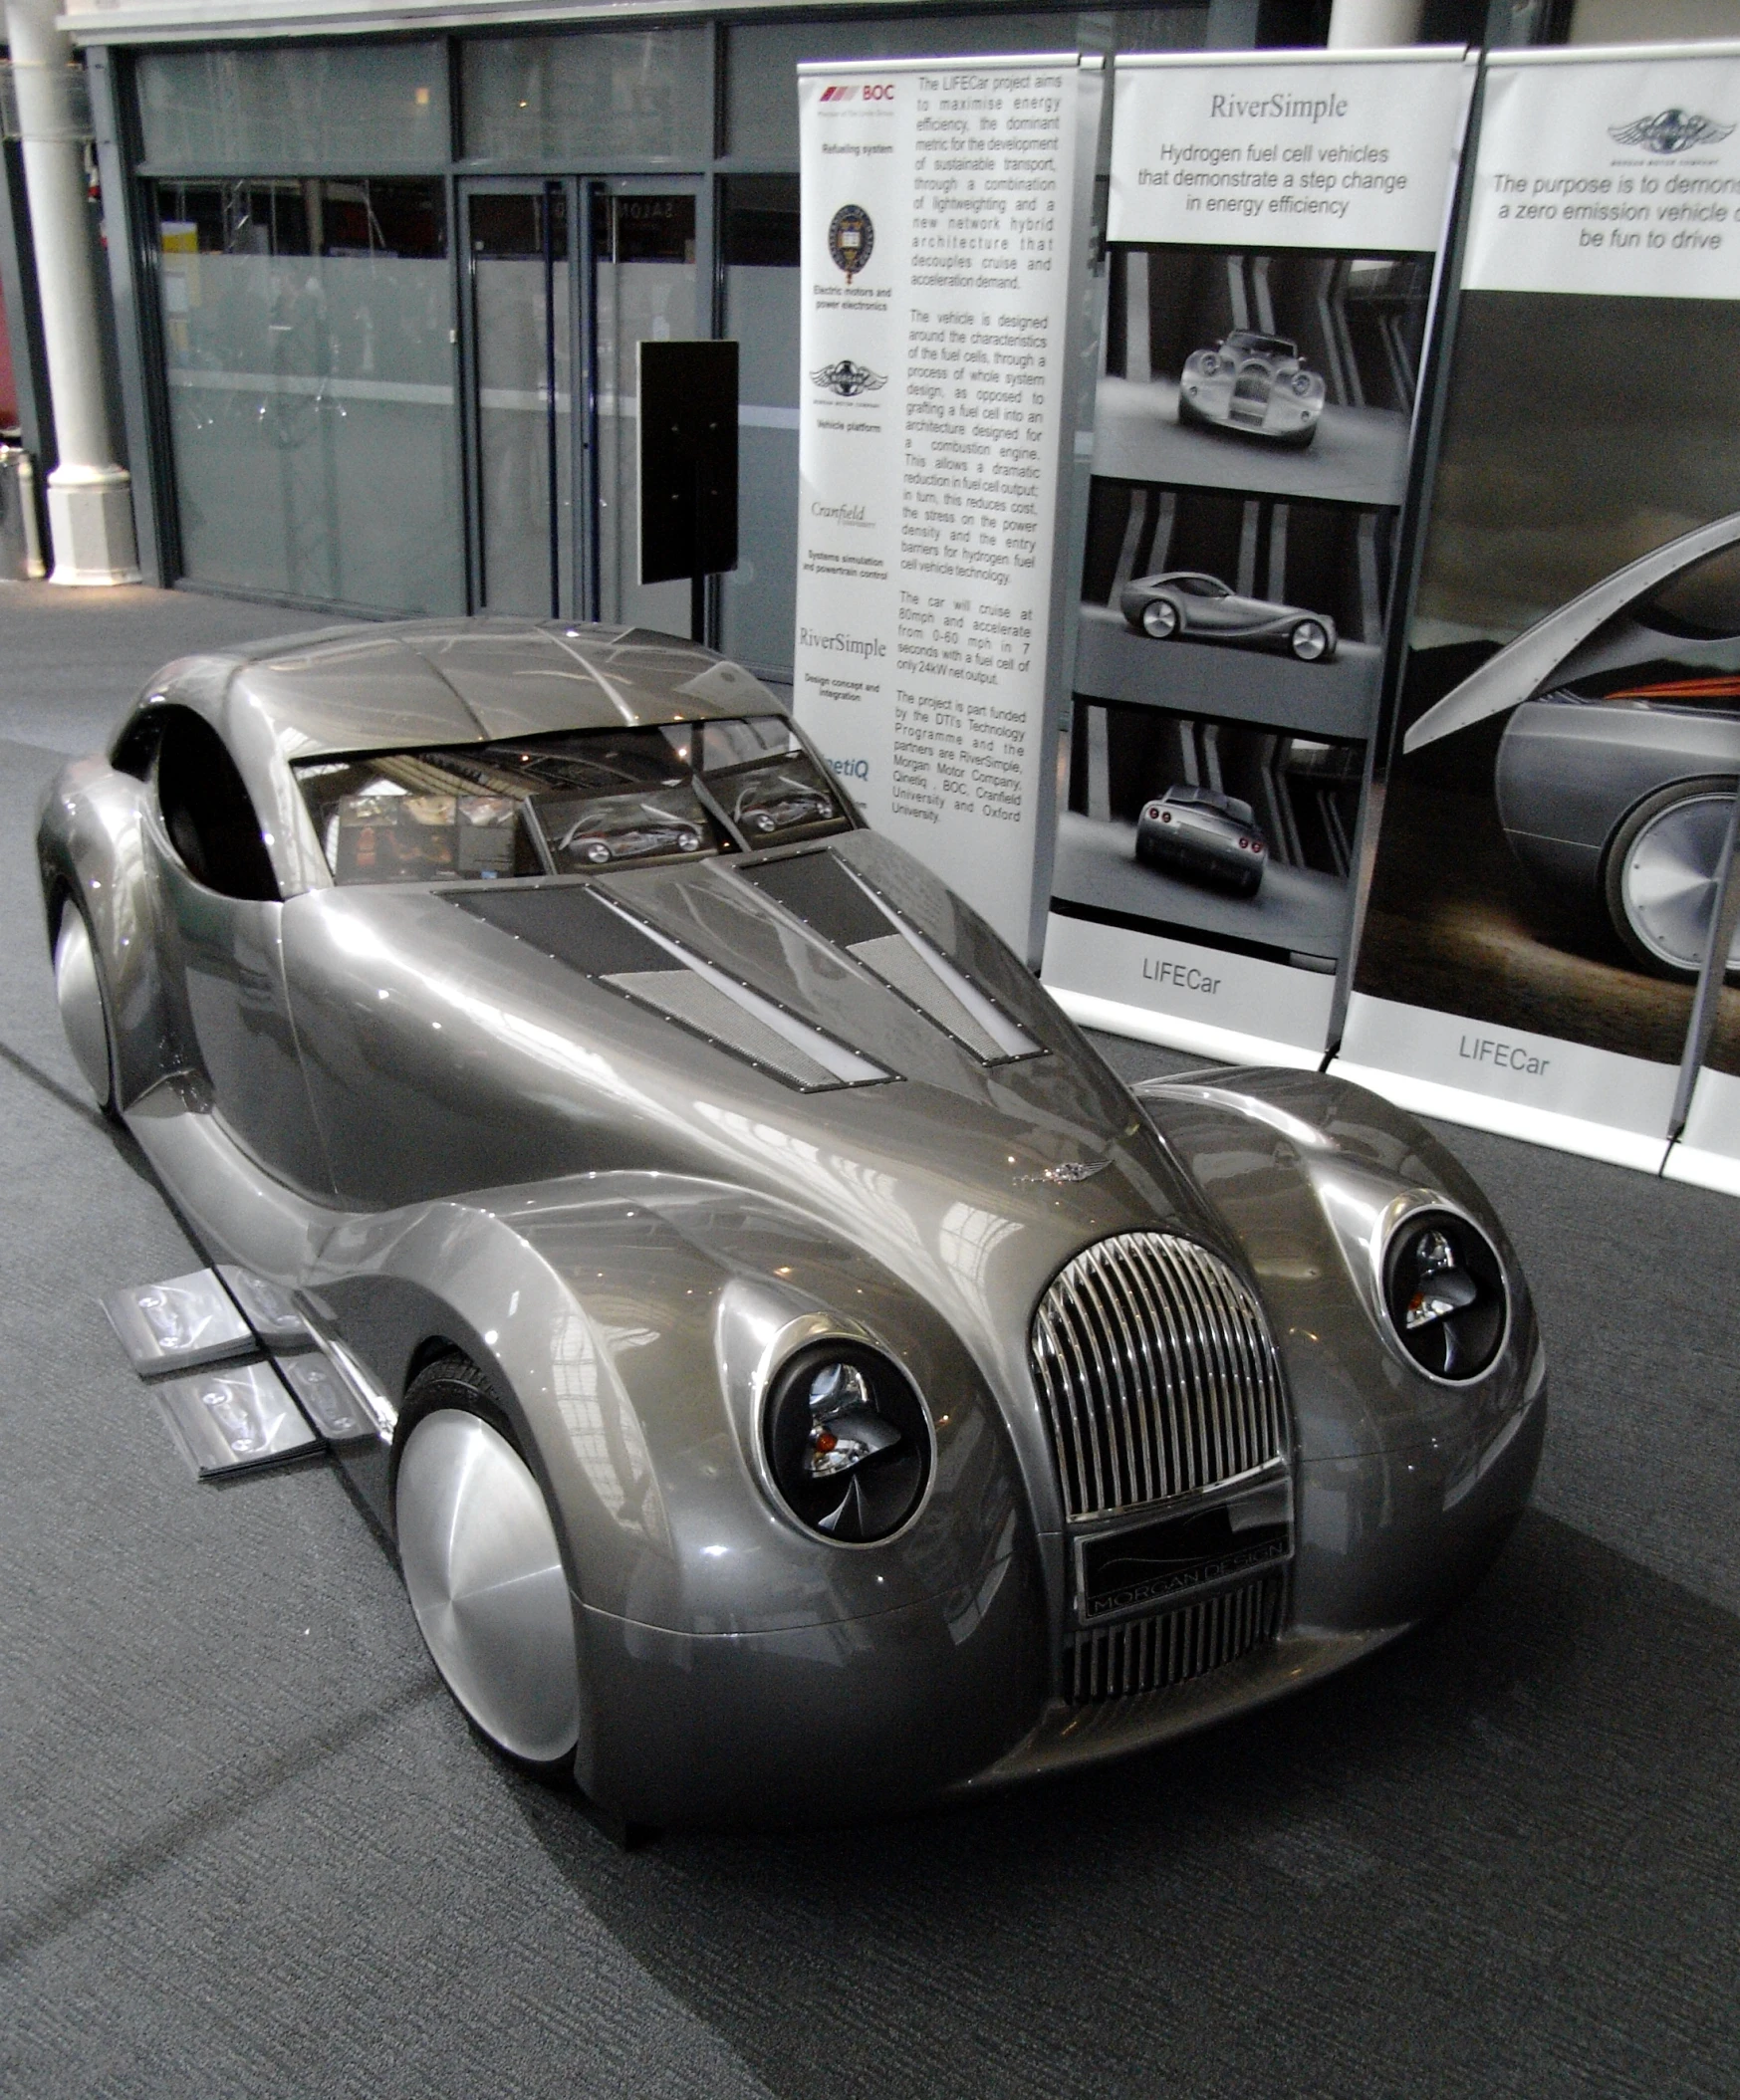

[1350,289,1740,1092]
[1048,242,1430,999]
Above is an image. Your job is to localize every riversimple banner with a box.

[1039,48,1474,1067]
[1335,42,1740,1181]
[793,55,1102,959]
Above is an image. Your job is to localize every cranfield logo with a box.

[828,756,870,783]
[828,204,875,283]
[811,358,886,398]
[818,83,895,105]
[1609,109,1735,155]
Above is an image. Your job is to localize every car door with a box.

[146,705,334,1197]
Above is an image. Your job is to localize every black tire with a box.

[1603,776,1740,981]
[1288,617,1332,664]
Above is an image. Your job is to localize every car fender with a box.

[36,758,188,1109]
[1131,1069,1540,1465]
[1497,700,1740,895]
[308,1174,1040,1646]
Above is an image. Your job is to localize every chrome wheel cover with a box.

[54,907,112,1106]
[396,1408,581,1763]
[1291,619,1329,662]
[1142,598,1180,639]
[1620,792,1740,974]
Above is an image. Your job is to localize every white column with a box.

[4,0,139,583]
[1328,0,1425,45]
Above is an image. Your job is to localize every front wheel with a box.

[1289,617,1332,663]
[54,899,120,1118]
[394,1355,581,1767]
[1141,597,1181,641]
[1604,778,1740,980]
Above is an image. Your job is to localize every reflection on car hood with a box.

[286,828,1214,1258]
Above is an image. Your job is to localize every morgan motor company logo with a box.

[1609,109,1736,155]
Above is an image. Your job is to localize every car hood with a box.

[281,829,1223,1290]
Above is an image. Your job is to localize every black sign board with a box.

[638,340,739,639]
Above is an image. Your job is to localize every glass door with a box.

[587,183,702,634]
[464,183,574,617]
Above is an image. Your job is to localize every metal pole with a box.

[3,0,139,583]
[1667,788,1740,1146]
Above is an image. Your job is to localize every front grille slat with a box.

[1031,1231,1287,1523]
[1068,1571,1284,1703]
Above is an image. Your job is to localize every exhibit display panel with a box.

[1042,46,1475,1065]
[1336,40,1740,1176]
[792,54,1104,961]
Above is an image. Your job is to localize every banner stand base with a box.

[1051,988,1328,1072]
[1661,1143,1740,1197]
[1329,1058,1672,1174]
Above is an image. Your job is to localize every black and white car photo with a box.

[1120,572,1339,663]
[1178,331,1326,448]
[1135,785,1269,897]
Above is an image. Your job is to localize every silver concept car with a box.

[1120,572,1339,662]
[1178,332,1326,447]
[40,618,1545,1829]
[1135,786,1269,897]
[1406,512,1740,979]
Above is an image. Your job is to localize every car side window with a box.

[154,708,281,903]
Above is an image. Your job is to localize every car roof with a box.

[141,617,785,763]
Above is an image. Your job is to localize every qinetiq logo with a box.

[828,757,870,783]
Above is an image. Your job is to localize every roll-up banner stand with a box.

[1039,47,1477,1068]
[794,56,1104,961]
[1334,41,1740,1180]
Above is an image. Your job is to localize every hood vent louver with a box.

[738,851,1036,1062]
[451,884,890,1092]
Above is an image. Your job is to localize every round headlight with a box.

[763,1342,931,1542]
[1381,1209,1507,1380]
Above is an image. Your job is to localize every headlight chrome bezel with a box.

[1371,1193,1511,1386]
[757,1331,935,1547]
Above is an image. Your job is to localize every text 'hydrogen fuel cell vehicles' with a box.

[42,617,1543,1828]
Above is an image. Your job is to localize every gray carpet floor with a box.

[0,582,1735,2099]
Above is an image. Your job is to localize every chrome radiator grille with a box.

[1031,1232,1287,1520]
[1069,1572,1283,1704]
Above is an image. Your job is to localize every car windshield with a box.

[1225,333,1293,357]
[294,718,849,886]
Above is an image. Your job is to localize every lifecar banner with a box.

[1039,47,1475,1067]
[1334,41,1740,1180]
[794,55,1102,959]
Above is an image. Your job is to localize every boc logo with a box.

[828,204,874,284]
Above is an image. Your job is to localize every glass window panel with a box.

[294,728,732,883]
[155,178,464,616]
[138,45,449,173]
[724,13,1080,162]
[470,189,572,617]
[720,178,799,679]
[592,191,699,634]
[463,31,710,163]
